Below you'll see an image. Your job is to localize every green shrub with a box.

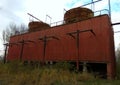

[53,62,75,70]
[116,60,120,79]
[0,61,120,85]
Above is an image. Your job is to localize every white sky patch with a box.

[94,0,108,11]
[111,11,120,50]
[23,0,71,23]
[66,0,83,8]
[111,12,120,23]
[114,25,120,50]
[0,0,120,55]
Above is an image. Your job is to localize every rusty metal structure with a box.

[28,21,50,32]
[4,0,116,79]
[64,7,94,24]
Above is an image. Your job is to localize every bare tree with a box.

[2,22,28,63]
[2,22,28,43]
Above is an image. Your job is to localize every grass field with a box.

[0,61,120,85]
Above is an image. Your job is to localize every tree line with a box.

[0,22,28,58]
[2,22,28,43]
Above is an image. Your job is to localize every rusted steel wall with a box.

[7,14,115,63]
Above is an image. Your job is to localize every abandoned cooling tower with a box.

[28,21,50,32]
[64,7,94,24]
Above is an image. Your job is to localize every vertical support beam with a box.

[107,63,112,79]
[3,43,8,63]
[76,30,80,70]
[83,62,87,73]
[39,35,59,65]
[20,40,24,62]
[39,36,47,64]
[43,36,47,64]
[67,29,95,71]
[108,0,111,21]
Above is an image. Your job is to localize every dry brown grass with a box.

[0,61,120,85]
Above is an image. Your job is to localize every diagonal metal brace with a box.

[67,29,95,38]
[67,33,76,39]
[51,36,59,40]
[4,42,19,46]
[90,29,96,36]
[24,40,35,43]
[39,36,59,41]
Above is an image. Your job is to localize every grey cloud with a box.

[0,0,25,25]
[1,0,25,12]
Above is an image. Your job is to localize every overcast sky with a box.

[0,0,120,55]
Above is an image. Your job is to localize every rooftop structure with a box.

[4,0,116,79]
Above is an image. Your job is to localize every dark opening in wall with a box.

[72,62,107,78]
[86,63,107,78]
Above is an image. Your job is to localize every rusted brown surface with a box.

[7,15,115,79]
[64,7,94,24]
[28,21,50,32]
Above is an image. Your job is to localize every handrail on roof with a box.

[50,9,109,27]
[11,9,109,37]
[94,9,109,16]
[12,0,110,36]
[80,0,102,7]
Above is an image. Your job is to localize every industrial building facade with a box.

[5,14,116,79]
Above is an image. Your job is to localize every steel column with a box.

[3,43,8,63]
[19,40,25,61]
[67,29,95,70]
[39,35,59,64]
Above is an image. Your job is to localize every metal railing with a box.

[13,8,110,36]
[94,9,109,16]
[50,20,65,27]
[12,0,110,36]
[50,9,109,27]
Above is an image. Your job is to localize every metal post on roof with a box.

[63,8,67,14]
[91,0,95,11]
[108,0,111,21]
[27,13,42,22]
[45,14,52,25]
[3,43,9,63]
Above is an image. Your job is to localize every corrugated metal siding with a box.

[7,15,115,63]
